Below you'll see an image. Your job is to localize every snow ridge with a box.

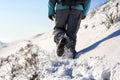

[0,41,8,49]
[0,38,120,80]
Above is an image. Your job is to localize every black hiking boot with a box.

[57,38,67,57]
[71,50,77,59]
[73,52,77,59]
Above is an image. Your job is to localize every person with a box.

[48,0,91,59]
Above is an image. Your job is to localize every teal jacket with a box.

[48,0,91,16]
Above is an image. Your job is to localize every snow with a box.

[0,41,8,49]
[0,0,120,80]
[0,40,32,58]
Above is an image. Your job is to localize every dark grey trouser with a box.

[54,9,82,50]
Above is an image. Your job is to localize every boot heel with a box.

[57,38,67,57]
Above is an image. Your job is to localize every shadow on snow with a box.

[77,29,120,58]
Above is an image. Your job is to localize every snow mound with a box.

[0,41,8,49]
[0,32,120,80]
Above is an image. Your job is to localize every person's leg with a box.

[53,9,69,56]
[66,9,82,58]
[53,9,69,44]
[53,28,66,44]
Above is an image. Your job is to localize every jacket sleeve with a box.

[83,0,91,16]
[48,0,56,16]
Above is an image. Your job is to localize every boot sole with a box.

[57,38,67,57]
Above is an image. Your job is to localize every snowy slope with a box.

[0,0,120,80]
[0,41,8,49]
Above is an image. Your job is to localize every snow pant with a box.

[54,9,82,51]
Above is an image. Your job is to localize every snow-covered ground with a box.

[0,0,120,80]
[0,41,8,49]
